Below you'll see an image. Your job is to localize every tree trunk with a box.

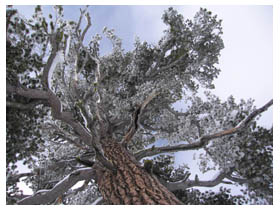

[95,139,183,205]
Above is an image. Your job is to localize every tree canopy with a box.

[6,6,272,205]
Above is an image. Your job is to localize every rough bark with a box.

[95,138,183,205]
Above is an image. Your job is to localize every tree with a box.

[6,6,273,205]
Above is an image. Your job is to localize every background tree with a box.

[6,6,272,205]
[6,7,50,203]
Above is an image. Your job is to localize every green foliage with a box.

[236,127,273,203]
[6,9,47,168]
[143,155,175,177]
[6,7,50,200]
[143,155,190,182]
[174,187,249,205]
[143,159,153,173]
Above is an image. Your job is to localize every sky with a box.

[13,4,273,126]
[4,2,277,203]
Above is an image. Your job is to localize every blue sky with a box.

[8,4,274,198]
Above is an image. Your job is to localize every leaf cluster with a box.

[174,187,249,205]
[6,8,49,172]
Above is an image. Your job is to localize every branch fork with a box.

[122,91,159,147]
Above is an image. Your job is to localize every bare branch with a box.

[165,171,230,191]
[41,80,114,172]
[41,9,113,170]
[41,32,63,90]
[76,7,87,39]
[6,100,47,110]
[7,172,34,183]
[64,136,89,150]
[7,5,115,178]
[6,83,49,99]
[135,99,273,160]
[8,193,32,202]
[70,180,90,195]
[202,99,273,141]
[17,168,96,205]
[135,141,203,160]
[225,175,252,185]
[237,99,273,128]
[92,197,104,205]
[81,10,91,43]
[7,84,93,148]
